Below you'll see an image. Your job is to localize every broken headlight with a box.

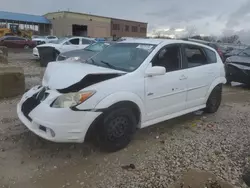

[51,91,96,108]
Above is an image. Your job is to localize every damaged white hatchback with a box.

[17,39,226,152]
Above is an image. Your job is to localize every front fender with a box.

[94,92,145,123]
[206,77,226,99]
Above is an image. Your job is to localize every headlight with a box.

[225,58,231,64]
[66,56,81,61]
[51,91,95,108]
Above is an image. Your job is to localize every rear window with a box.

[203,48,217,63]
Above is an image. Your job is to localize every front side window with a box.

[87,43,156,72]
[69,38,80,45]
[13,37,25,40]
[152,45,181,72]
[184,45,208,68]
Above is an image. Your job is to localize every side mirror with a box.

[145,66,166,77]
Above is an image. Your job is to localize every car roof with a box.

[118,38,216,51]
[68,36,95,41]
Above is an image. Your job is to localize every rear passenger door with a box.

[182,44,218,109]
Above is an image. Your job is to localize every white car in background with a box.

[32,37,95,59]
[18,39,226,152]
[32,35,58,46]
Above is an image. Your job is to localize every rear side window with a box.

[203,48,217,63]
[184,45,208,68]
[82,39,92,44]
[47,36,56,39]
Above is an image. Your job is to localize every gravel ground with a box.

[1,51,250,188]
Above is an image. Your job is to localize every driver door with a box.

[145,44,188,122]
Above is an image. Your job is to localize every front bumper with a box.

[17,86,101,143]
[225,63,250,85]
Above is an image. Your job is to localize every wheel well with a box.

[84,101,141,142]
[107,101,141,126]
[207,83,222,101]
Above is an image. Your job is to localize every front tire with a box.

[97,107,137,152]
[24,45,30,49]
[204,85,222,113]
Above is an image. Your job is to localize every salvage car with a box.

[56,41,115,61]
[225,48,250,85]
[32,37,95,59]
[17,39,226,152]
[0,36,36,49]
[224,48,243,60]
[32,35,58,45]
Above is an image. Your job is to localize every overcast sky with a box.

[2,0,250,39]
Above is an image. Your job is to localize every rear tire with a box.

[204,85,222,113]
[96,107,137,152]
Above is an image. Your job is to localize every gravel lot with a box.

[1,51,250,188]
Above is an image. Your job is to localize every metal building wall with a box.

[45,12,111,37]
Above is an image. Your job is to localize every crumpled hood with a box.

[228,56,250,64]
[43,61,126,90]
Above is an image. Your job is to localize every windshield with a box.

[238,49,250,57]
[85,42,111,52]
[50,37,68,44]
[86,43,156,72]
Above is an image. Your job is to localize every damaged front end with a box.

[225,61,250,85]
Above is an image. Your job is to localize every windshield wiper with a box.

[84,48,94,52]
[100,60,118,69]
[89,58,96,64]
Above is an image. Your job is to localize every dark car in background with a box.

[56,41,115,61]
[224,48,243,60]
[225,48,250,85]
[0,36,36,49]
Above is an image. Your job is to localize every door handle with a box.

[179,75,187,80]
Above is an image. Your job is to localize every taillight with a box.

[217,48,223,56]
[217,48,224,62]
